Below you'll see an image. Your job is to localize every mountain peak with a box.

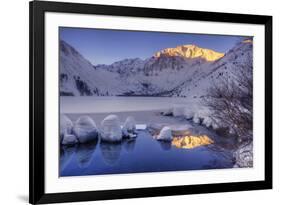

[242,39,253,44]
[154,44,224,62]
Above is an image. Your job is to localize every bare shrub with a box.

[204,62,253,142]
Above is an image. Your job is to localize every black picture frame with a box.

[29,0,272,204]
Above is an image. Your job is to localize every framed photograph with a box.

[29,0,272,204]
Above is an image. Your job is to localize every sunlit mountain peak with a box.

[242,39,253,44]
[154,44,225,61]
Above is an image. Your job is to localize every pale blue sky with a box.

[60,27,247,65]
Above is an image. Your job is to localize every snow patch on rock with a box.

[60,114,73,142]
[184,108,194,120]
[202,116,213,128]
[62,134,78,145]
[122,116,137,138]
[161,107,173,116]
[157,126,173,141]
[192,113,201,124]
[172,104,186,117]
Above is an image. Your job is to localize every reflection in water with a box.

[172,135,214,149]
[123,139,136,153]
[158,141,172,151]
[60,129,235,177]
[76,141,98,168]
[100,141,122,165]
[60,145,76,170]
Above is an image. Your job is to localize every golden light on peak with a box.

[153,45,224,62]
[172,135,214,149]
[242,39,253,44]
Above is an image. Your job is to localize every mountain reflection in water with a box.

[172,135,214,149]
[60,129,234,177]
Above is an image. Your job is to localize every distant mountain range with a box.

[59,39,253,97]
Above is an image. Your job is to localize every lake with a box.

[60,96,235,176]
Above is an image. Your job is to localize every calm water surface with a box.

[60,96,235,176]
[60,129,234,177]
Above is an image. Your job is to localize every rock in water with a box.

[161,107,173,116]
[62,134,78,145]
[234,142,253,168]
[122,116,137,138]
[202,117,212,128]
[192,113,201,124]
[157,126,173,141]
[172,104,185,117]
[60,114,73,142]
[73,116,98,143]
[100,115,122,142]
[184,108,194,120]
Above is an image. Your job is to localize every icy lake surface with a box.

[60,96,235,176]
[60,96,194,113]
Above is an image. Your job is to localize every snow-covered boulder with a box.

[211,122,219,130]
[100,115,122,142]
[168,124,192,136]
[60,114,73,142]
[184,108,194,120]
[161,107,173,116]
[157,126,173,141]
[202,116,212,128]
[123,132,137,139]
[122,116,137,138]
[192,113,201,124]
[172,105,185,117]
[73,116,99,143]
[62,134,78,145]
[234,142,253,168]
[191,107,215,127]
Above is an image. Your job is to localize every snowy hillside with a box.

[176,39,253,97]
[60,40,132,96]
[60,40,252,97]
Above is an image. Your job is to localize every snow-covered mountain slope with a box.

[176,39,253,98]
[60,39,252,97]
[60,40,133,96]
